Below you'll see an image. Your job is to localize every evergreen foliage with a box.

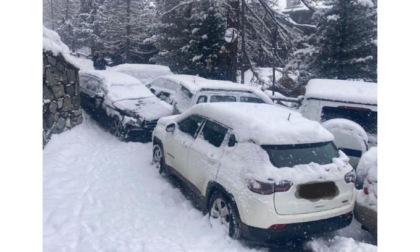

[311,0,377,82]
[42,0,377,85]
[153,0,226,78]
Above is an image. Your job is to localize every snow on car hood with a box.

[113,97,172,120]
[221,142,352,186]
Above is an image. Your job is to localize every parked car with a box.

[152,103,356,242]
[300,79,377,166]
[354,147,377,240]
[146,75,273,114]
[79,70,172,141]
[110,64,173,85]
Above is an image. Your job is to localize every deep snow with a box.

[43,113,377,252]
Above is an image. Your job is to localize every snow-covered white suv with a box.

[152,103,356,242]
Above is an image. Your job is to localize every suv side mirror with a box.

[228,134,237,147]
[166,123,176,132]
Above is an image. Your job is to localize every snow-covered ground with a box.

[43,113,377,252]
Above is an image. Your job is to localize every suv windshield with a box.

[261,142,339,168]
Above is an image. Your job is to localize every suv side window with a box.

[178,115,204,138]
[240,96,264,103]
[196,95,208,104]
[200,120,228,147]
[210,95,236,102]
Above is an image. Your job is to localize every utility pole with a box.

[226,0,240,83]
[240,0,246,84]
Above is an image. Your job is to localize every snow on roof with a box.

[305,79,377,105]
[43,26,70,56]
[158,74,273,103]
[110,64,173,85]
[157,74,208,87]
[43,26,80,68]
[185,103,333,145]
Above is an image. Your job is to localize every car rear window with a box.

[321,106,377,134]
[261,142,339,168]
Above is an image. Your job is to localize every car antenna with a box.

[288,113,291,121]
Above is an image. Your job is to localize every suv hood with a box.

[113,97,172,120]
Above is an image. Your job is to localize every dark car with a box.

[79,70,172,141]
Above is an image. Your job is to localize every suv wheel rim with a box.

[210,198,231,232]
[153,146,162,171]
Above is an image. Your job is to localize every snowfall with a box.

[41,28,378,251]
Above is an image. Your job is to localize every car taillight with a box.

[269,224,287,230]
[247,179,293,195]
[344,170,356,183]
[363,187,369,195]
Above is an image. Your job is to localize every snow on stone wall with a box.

[43,50,83,147]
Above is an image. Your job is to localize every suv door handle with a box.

[182,141,189,147]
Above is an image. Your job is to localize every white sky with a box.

[1,0,420,251]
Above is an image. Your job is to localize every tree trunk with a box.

[126,0,131,63]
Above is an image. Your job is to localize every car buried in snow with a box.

[354,147,377,240]
[146,74,274,114]
[79,70,172,141]
[152,103,356,243]
[300,79,377,167]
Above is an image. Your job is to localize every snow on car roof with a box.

[110,64,173,84]
[305,79,377,105]
[186,103,333,145]
[159,75,273,103]
[80,70,142,87]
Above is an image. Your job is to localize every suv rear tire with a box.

[209,191,241,239]
[152,144,166,174]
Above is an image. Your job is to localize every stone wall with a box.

[43,51,83,147]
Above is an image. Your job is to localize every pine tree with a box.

[100,0,157,64]
[73,0,107,55]
[153,0,226,78]
[312,0,377,82]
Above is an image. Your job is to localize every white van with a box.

[300,79,377,167]
[147,75,273,114]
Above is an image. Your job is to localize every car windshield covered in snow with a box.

[262,142,339,168]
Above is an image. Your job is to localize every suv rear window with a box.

[321,106,377,134]
[261,142,339,168]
